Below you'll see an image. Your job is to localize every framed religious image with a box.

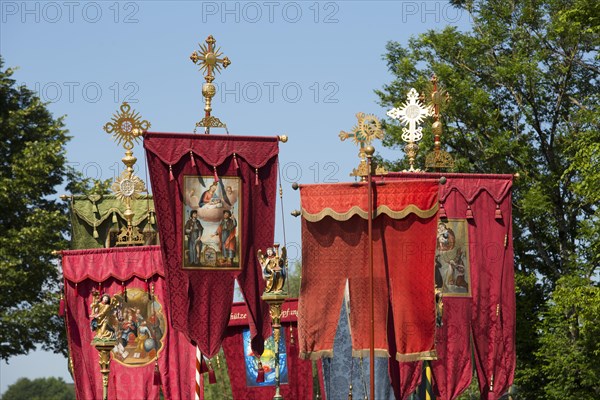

[434,219,471,297]
[182,176,241,270]
[242,328,288,387]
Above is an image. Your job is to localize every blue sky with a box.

[1,0,471,394]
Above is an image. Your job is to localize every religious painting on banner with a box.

[183,175,241,269]
[242,328,288,387]
[110,288,167,366]
[435,219,471,297]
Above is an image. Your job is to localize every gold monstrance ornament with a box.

[425,75,454,170]
[339,112,388,180]
[190,35,231,133]
[387,88,434,172]
[103,102,150,246]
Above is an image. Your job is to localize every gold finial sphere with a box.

[278,135,288,143]
[291,182,299,190]
[364,145,375,157]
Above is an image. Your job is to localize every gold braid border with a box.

[395,349,438,362]
[301,203,438,222]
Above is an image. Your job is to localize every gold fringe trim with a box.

[351,348,390,358]
[302,203,438,222]
[299,350,334,360]
[395,349,438,362]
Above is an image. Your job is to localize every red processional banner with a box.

[61,246,196,400]
[143,132,279,358]
[219,300,325,400]
[380,173,515,400]
[298,180,440,361]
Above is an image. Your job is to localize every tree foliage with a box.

[0,58,73,360]
[375,0,599,398]
[2,377,75,400]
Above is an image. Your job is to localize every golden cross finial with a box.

[103,102,150,151]
[190,35,231,133]
[425,74,454,170]
[190,35,231,83]
[103,102,149,246]
[339,112,387,180]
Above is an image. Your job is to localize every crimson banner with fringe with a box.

[143,132,278,358]
[61,246,196,400]
[297,180,440,361]
[380,173,515,400]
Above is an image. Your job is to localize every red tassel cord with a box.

[213,166,219,182]
[153,361,162,386]
[495,204,503,220]
[233,153,240,170]
[466,205,474,219]
[255,168,259,186]
[439,203,447,220]
[208,361,217,384]
[169,165,174,181]
[200,355,209,373]
[75,282,78,297]
[58,295,65,317]
[122,281,127,302]
[190,151,196,167]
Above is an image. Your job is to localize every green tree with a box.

[2,377,75,400]
[537,275,600,399]
[0,58,90,360]
[375,0,599,398]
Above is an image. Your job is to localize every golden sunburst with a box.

[103,103,151,150]
[111,170,146,201]
[190,35,231,82]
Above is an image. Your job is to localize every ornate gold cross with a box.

[339,112,387,180]
[190,35,231,133]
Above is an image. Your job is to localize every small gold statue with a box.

[257,244,287,294]
[90,292,119,342]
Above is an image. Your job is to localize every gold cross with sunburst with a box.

[190,35,231,133]
[103,102,150,246]
[103,102,151,151]
[339,112,387,180]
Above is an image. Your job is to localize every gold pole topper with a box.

[387,88,433,172]
[190,35,231,133]
[425,75,454,170]
[339,112,387,180]
[103,102,150,246]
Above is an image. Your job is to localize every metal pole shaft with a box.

[367,155,375,400]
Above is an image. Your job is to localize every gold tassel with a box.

[112,212,118,224]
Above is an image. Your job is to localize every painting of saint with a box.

[435,220,471,296]
[183,176,242,270]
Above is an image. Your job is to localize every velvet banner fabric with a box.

[144,132,279,358]
[221,300,324,400]
[381,173,516,400]
[298,180,440,361]
[61,246,195,400]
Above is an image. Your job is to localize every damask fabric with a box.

[68,194,157,249]
[61,246,196,400]
[221,300,323,400]
[298,180,439,361]
[322,301,395,400]
[381,173,515,400]
[144,132,279,358]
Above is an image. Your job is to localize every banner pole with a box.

[366,145,375,400]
